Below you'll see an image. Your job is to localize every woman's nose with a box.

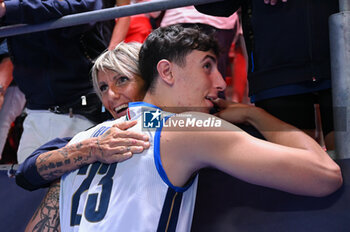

[108,86,120,100]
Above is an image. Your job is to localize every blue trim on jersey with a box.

[128,101,162,110]
[157,188,183,232]
[154,116,194,193]
[91,126,111,138]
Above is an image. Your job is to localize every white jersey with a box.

[60,102,198,232]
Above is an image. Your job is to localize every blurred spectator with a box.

[124,0,153,43]
[230,36,249,103]
[0,39,25,160]
[196,0,338,149]
[110,0,153,47]
[108,0,131,50]
[0,1,118,163]
[150,5,240,82]
[224,12,249,103]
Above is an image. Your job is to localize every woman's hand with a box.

[92,120,150,163]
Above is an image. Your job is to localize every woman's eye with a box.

[116,76,129,86]
[99,84,108,92]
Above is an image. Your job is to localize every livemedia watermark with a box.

[142,109,222,130]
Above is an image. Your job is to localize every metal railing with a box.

[0,0,223,38]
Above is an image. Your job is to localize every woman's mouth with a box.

[114,104,129,117]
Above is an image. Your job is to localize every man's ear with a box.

[157,59,174,86]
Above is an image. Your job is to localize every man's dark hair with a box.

[139,24,220,92]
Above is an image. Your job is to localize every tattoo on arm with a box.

[73,149,93,167]
[41,170,65,180]
[37,141,94,180]
[38,160,71,175]
[58,148,68,158]
[58,143,81,158]
[28,182,60,232]
[75,142,82,150]
[37,153,54,164]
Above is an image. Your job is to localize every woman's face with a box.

[97,69,146,119]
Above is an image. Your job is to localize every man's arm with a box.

[16,120,149,190]
[161,112,342,197]
[25,181,61,232]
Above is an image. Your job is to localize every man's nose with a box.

[213,69,226,91]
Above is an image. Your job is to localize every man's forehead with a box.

[185,50,218,63]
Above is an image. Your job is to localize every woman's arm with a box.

[16,120,149,190]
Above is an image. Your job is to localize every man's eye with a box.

[116,76,129,86]
[99,84,108,92]
[204,63,212,70]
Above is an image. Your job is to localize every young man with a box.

[27,24,342,232]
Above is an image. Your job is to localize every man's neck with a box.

[142,92,158,107]
[142,92,180,113]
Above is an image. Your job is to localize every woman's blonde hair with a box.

[91,42,142,100]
